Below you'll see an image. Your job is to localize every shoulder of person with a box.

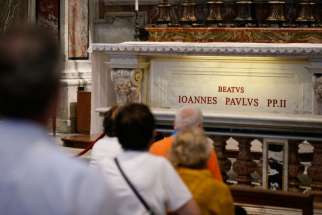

[151,136,174,147]
[36,142,105,182]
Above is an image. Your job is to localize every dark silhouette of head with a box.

[115,103,155,151]
[0,25,62,123]
[103,105,119,137]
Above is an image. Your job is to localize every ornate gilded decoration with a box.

[146,27,322,43]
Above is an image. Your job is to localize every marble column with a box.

[68,0,89,58]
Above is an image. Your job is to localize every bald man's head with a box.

[174,106,203,131]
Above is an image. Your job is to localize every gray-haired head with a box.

[174,106,203,131]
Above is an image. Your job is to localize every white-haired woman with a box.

[170,128,234,215]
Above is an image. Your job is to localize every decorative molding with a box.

[111,69,144,105]
[60,73,92,86]
[60,60,92,86]
[90,42,322,56]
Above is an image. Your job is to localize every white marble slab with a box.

[150,57,313,114]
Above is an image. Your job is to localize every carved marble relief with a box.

[0,0,28,32]
[314,76,322,114]
[314,76,322,101]
[36,0,60,37]
[68,0,89,59]
[111,69,143,105]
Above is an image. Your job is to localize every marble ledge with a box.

[96,107,322,141]
[89,42,322,57]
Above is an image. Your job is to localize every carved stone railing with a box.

[149,107,322,193]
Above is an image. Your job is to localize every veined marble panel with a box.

[68,0,89,58]
[150,57,313,114]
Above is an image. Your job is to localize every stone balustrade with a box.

[211,135,322,193]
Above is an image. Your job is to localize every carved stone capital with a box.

[111,68,143,105]
[314,76,322,101]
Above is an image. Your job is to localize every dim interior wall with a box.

[55,0,91,133]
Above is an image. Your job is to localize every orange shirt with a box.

[149,136,223,182]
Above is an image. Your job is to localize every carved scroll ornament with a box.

[111,69,143,105]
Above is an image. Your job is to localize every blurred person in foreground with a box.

[169,128,234,215]
[0,25,110,215]
[90,105,122,166]
[149,106,222,181]
[99,103,200,215]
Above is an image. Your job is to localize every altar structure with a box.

[90,41,322,193]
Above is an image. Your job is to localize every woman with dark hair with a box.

[170,128,234,215]
[90,105,122,166]
[98,103,200,215]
